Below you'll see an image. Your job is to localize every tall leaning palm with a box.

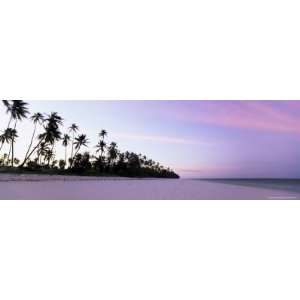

[62,134,71,165]
[38,112,63,150]
[20,112,62,167]
[23,113,44,164]
[72,134,89,166]
[1,100,29,157]
[8,101,29,164]
[69,123,79,161]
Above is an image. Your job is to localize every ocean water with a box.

[1,175,300,200]
[202,179,300,195]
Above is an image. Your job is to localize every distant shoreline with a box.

[0,167,180,181]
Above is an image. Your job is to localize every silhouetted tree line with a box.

[0,100,179,178]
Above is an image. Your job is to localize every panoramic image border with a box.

[1,100,300,200]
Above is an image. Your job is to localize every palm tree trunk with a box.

[71,147,80,167]
[100,150,104,170]
[65,146,67,165]
[71,132,74,160]
[74,148,80,158]
[23,123,37,164]
[51,144,55,164]
[7,115,12,128]
[19,138,44,167]
[11,142,14,167]
[11,121,17,167]
[7,143,12,166]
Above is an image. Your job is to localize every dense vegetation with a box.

[0,100,179,178]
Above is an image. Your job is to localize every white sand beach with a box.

[1,174,300,200]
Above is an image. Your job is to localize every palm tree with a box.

[44,149,54,167]
[95,140,106,161]
[37,113,62,156]
[73,134,89,159]
[69,123,79,161]
[8,101,29,164]
[9,100,29,123]
[2,100,12,126]
[1,100,12,128]
[107,142,118,166]
[20,112,63,167]
[1,129,14,144]
[0,128,14,164]
[95,129,108,165]
[99,129,107,140]
[62,134,70,165]
[2,100,10,109]
[37,142,50,165]
[23,113,44,164]
[0,101,12,155]
[0,133,5,152]
[1,101,29,160]
[0,128,18,166]
[10,128,18,167]
[44,113,62,140]
[44,112,63,130]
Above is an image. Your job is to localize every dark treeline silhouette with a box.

[0,100,179,178]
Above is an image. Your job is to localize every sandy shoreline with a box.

[0,173,141,182]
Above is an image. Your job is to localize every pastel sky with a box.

[1,100,300,178]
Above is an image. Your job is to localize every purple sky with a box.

[1,100,300,178]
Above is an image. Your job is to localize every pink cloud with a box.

[173,101,300,134]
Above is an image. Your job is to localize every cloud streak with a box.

[174,165,239,178]
[114,133,212,146]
